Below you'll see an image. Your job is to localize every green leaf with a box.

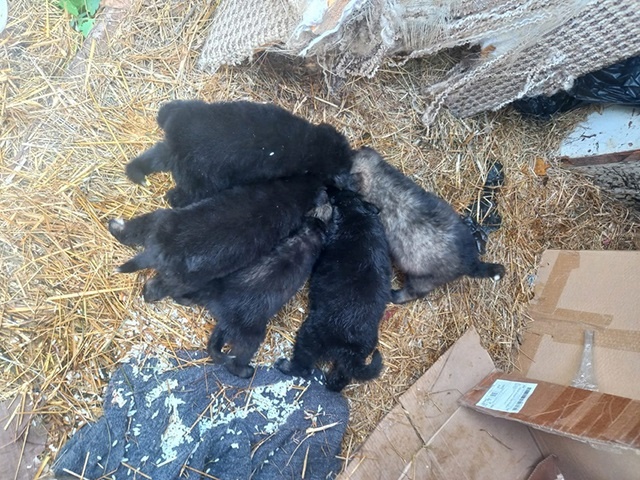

[77,17,95,37]
[59,0,80,17]
[85,0,100,17]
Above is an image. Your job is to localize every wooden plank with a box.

[559,155,640,209]
[559,149,640,167]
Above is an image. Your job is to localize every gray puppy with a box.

[350,148,505,304]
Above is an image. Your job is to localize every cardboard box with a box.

[462,371,640,480]
[508,250,640,479]
[520,250,640,399]
[340,250,640,480]
[338,328,543,480]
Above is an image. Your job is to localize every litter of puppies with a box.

[6,4,640,466]
[109,100,505,391]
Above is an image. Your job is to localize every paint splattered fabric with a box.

[52,351,349,480]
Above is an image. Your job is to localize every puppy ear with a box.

[350,172,365,191]
[332,173,351,189]
[314,188,329,207]
[364,201,380,215]
[332,172,362,192]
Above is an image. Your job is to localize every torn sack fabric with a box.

[52,351,349,480]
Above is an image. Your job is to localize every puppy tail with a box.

[468,261,505,281]
[351,349,383,381]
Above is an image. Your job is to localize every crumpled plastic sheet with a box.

[571,56,640,105]
[511,92,585,120]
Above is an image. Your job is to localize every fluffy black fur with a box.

[178,205,330,378]
[276,187,392,392]
[349,148,505,304]
[108,175,326,299]
[125,100,354,207]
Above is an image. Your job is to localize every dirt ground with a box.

[1,0,639,474]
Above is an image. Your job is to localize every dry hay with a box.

[2,0,639,474]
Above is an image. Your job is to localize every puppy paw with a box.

[208,350,227,365]
[311,202,333,225]
[172,295,196,306]
[325,376,349,393]
[227,364,255,379]
[108,218,125,235]
[125,162,148,185]
[165,188,192,208]
[275,358,293,374]
[390,289,411,304]
[493,265,506,281]
[142,279,165,303]
[275,358,311,378]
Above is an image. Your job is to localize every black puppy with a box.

[125,100,354,207]
[350,148,505,304]
[108,175,326,299]
[153,201,331,378]
[276,186,392,392]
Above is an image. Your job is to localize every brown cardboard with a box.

[0,396,48,480]
[526,455,563,480]
[520,250,640,399]
[532,430,640,480]
[339,328,542,480]
[462,372,640,451]
[395,327,497,444]
[479,250,640,480]
[404,408,540,480]
[342,250,640,480]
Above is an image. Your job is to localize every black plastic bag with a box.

[512,55,640,119]
[461,162,504,255]
[511,92,585,120]
[571,56,640,104]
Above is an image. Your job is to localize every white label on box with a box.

[476,379,537,413]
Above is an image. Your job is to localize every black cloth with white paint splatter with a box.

[52,351,349,480]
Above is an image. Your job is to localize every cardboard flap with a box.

[526,455,563,480]
[521,250,640,399]
[339,327,496,480]
[339,329,541,480]
[0,396,47,480]
[462,372,640,452]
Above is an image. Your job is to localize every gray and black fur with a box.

[350,148,505,304]
[108,175,327,300]
[125,100,354,207]
[276,186,391,392]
